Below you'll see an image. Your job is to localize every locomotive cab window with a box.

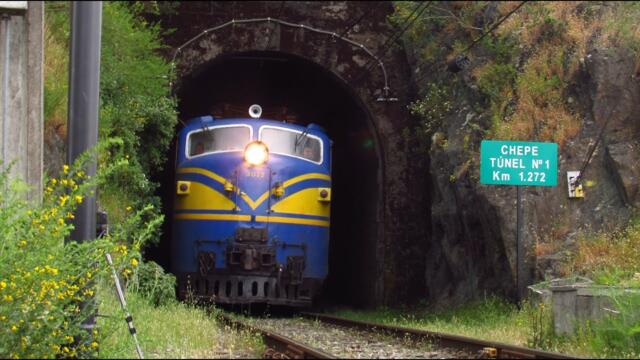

[260,127,322,163]
[187,126,251,157]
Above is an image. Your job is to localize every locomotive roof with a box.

[183,115,328,136]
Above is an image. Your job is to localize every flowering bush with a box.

[0,149,159,358]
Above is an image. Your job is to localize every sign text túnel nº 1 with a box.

[480,140,558,186]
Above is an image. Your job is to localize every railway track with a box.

[219,310,579,359]
[300,312,578,359]
[218,313,334,359]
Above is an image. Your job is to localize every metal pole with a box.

[516,186,524,303]
[67,1,102,242]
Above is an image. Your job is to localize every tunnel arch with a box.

[147,1,430,306]
[157,50,385,306]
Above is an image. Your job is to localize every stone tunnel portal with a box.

[152,51,382,307]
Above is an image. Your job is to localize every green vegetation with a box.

[396,1,640,147]
[0,149,145,358]
[45,1,177,226]
[97,282,263,358]
[38,2,264,358]
[330,213,640,358]
[332,298,532,347]
[564,215,640,287]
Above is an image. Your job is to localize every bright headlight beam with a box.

[244,141,269,166]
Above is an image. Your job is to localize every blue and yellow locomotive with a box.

[171,105,332,306]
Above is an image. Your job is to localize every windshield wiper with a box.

[294,128,310,151]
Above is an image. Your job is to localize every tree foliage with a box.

[45,1,177,227]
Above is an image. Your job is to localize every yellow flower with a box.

[58,218,65,225]
[63,346,69,353]
[51,178,57,185]
[74,195,83,204]
[91,342,98,348]
[63,165,69,174]
[130,258,138,267]
[11,325,17,332]
[125,206,132,212]
[0,281,6,289]
[66,212,75,219]
[39,225,45,231]
[58,195,69,206]
[4,294,14,302]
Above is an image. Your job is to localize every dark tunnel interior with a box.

[146,51,380,307]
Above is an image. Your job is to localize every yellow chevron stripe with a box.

[283,173,331,188]
[271,188,331,217]
[255,216,329,227]
[174,213,251,221]
[177,168,331,210]
[178,167,228,185]
[175,182,236,211]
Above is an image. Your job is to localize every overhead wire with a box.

[336,1,385,40]
[575,108,615,185]
[352,1,433,88]
[412,1,528,85]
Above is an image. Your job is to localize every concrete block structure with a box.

[0,1,43,201]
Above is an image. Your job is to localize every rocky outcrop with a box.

[585,47,640,207]
[425,45,640,306]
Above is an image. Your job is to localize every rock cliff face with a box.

[425,45,640,305]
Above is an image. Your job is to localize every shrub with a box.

[581,293,640,358]
[0,140,163,358]
[408,82,452,135]
[129,260,176,307]
[44,2,177,226]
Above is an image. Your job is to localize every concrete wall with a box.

[0,1,43,201]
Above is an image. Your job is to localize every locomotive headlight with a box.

[244,141,269,166]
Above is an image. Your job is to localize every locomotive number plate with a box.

[246,170,265,178]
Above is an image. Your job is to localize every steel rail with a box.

[218,314,334,359]
[301,312,578,359]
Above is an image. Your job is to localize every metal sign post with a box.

[480,140,558,302]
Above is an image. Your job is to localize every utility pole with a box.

[67,2,102,343]
[67,1,102,242]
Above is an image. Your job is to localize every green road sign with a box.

[480,140,557,186]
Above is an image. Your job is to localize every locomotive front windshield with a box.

[187,125,250,157]
[260,127,322,163]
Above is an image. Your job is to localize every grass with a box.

[564,215,640,287]
[328,215,640,358]
[328,298,595,357]
[96,281,264,358]
[330,297,530,346]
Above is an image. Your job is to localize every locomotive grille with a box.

[286,256,305,285]
[235,227,268,242]
[198,251,216,276]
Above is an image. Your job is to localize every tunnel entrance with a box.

[149,51,382,307]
